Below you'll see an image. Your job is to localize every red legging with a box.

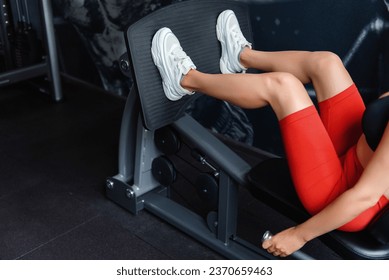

[279,84,388,232]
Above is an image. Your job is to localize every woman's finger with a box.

[262,239,273,249]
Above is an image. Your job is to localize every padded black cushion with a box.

[125,0,252,130]
[248,158,389,259]
[248,158,307,220]
[362,95,389,151]
[368,204,389,244]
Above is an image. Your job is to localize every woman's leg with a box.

[217,10,364,156]
[239,49,365,156]
[152,27,349,216]
[216,10,353,102]
[152,27,312,120]
[181,69,346,214]
[240,49,354,102]
[181,70,312,120]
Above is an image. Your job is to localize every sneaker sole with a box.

[216,10,233,74]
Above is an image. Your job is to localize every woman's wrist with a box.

[294,223,315,243]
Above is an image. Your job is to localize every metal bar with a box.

[217,170,239,244]
[114,86,139,183]
[0,62,47,85]
[173,115,251,186]
[40,0,62,101]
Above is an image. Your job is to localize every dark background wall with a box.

[50,0,389,154]
[2,0,388,155]
[244,0,389,154]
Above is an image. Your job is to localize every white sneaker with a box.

[216,10,252,74]
[151,27,197,101]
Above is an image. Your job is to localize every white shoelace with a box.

[172,47,193,75]
[231,26,249,49]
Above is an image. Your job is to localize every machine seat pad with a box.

[248,158,307,221]
[368,204,389,244]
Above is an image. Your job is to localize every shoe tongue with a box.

[172,47,194,75]
[172,47,187,60]
[180,57,194,75]
[231,26,246,47]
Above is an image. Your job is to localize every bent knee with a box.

[262,72,312,119]
[265,72,302,91]
[311,51,344,74]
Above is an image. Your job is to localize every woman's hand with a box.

[261,227,307,257]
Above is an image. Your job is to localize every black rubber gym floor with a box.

[0,80,340,260]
